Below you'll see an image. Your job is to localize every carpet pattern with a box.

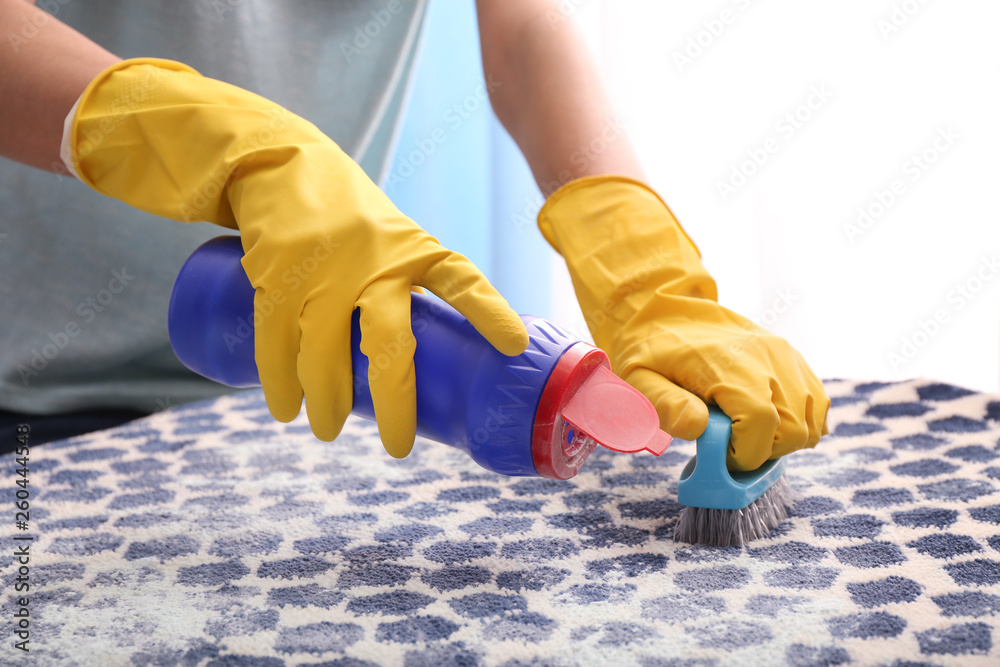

[2,378,1000,665]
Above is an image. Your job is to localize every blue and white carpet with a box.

[2,378,1000,665]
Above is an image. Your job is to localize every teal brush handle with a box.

[677,406,786,510]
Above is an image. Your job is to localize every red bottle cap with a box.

[532,343,671,479]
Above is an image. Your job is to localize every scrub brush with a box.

[674,406,793,546]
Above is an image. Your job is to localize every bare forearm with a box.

[0,0,119,171]
[476,0,644,195]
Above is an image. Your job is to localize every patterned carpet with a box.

[2,378,1000,666]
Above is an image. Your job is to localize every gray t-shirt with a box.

[0,0,428,414]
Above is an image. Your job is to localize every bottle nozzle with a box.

[532,344,671,479]
[559,365,671,456]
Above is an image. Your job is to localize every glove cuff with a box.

[68,58,202,186]
[66,56,337,230]
[535,173,718,345]
[537,175,701,258]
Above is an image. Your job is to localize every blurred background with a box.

[388,0,1000,392]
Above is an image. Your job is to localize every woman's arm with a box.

[0,0,119,171]
[475,0,643,194]
[475,1,830,464]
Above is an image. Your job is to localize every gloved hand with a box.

[68,58,529,457]
[537,175,829,471]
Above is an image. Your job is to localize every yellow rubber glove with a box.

[69,58,529,456]
[538,175,829,471]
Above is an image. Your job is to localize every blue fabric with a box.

[4,377,1000,664]
[385,0,553,318]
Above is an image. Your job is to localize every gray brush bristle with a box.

[674,475,793,547]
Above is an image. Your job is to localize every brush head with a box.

[674,474,793,546]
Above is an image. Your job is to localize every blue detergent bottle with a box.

[168,236,670,479]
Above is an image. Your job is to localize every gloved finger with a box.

[771,370,830,459]
[356,279,418,458]
[810,378,832,441]
[713,384,781,472]
[298,298,354,442]
[818,393,832,438]
[625,367,709,440]
[770,401,810,461]
[254,289,303,422]
[420,252,529,357]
